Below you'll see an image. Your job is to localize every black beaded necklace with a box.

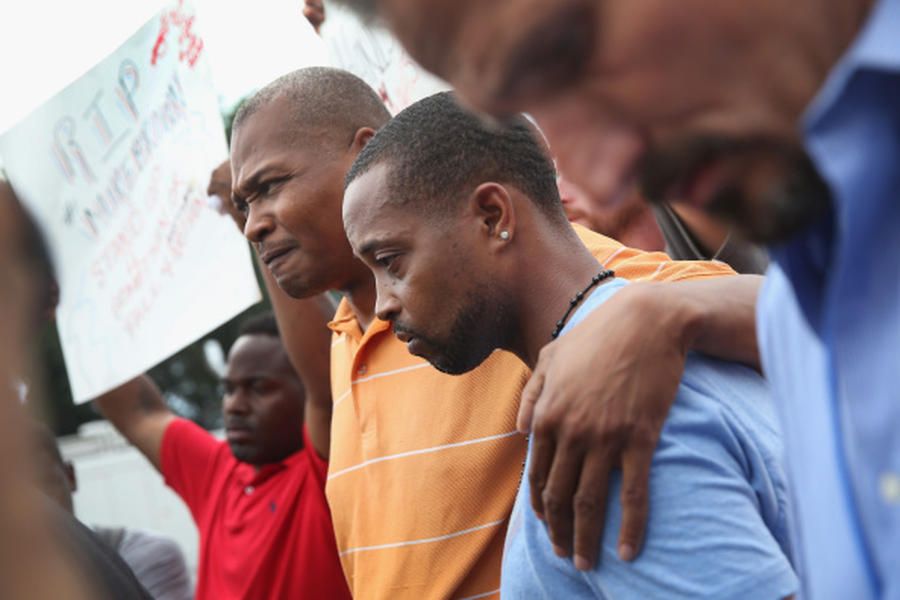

[550,269,615,340]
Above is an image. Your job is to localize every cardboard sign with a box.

[320,1,448,114]
[192,0,329,111]
[0,1,260,403]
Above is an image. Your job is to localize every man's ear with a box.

[470,182,516,243]
[350,127,378,153]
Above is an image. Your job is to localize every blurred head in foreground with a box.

[335,0,850,243]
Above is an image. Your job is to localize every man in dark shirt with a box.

[2,176,151,600]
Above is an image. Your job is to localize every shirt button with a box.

[879,473,900,505]
[244,485,255,495]
[357,365,367,376]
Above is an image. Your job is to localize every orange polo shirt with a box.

[326,224,734,599]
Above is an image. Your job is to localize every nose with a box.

[374,279,402,323]
[223,387,250,417]
[243,201,275,244]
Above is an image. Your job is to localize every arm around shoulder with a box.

[93,376,175,471]
[517,273,763,569]
[660,273,763,369]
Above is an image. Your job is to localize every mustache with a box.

[639,135,794,201]
[392,321,421,339]
[637,134,832,243]
[224,418,253,430]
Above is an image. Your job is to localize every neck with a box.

[508,225,606,368]
[824,0,876,53]
[796,0,877,106]
[339,262,377,331]
[815,0,876,69]
[748,0,875,130]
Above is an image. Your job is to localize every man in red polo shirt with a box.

[94,312,350,600]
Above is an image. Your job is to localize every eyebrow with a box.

[357,238,387,257]
[221,373,275,386]
[233,163,284,199]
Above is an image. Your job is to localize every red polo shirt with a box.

[161,418,350,600]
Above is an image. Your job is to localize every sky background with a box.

[0,0,329,135]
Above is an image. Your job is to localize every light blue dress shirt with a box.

[757,0,900,597]
[503,278,797,598]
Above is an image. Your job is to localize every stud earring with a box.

[499,230,510,241]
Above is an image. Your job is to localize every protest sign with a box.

[320,1,448,114]
[0,1,329,132]
[0,1,261,403]
[193,0,329,111]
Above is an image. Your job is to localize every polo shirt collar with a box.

[235,446,307,488]
[327,297,359,335]
[803,0,900,130]
[327,297,391,344]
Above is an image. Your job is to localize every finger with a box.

[616,443,654,562]
[518,356,548,433]
[541,442,585,559]
[572,451,614,571]
[528,433,555,521]
[302,6,325,27]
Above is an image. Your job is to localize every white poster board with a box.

[0,1,260,403]
[320,1,448,114]
[0,1,329,133]
[192,0,329,111]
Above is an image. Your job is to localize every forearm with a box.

[640,275,762,369]
[93,375,173,468]
[94,376,167,425]
[258,260,335,409]
[258,258,335,457]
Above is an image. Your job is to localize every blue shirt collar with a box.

[804,0,900,129]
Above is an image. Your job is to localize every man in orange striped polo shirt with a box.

[231,67,739,598]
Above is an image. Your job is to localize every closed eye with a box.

[375,253,403,276]
[250,378,278,395]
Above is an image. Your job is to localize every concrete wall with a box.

[58,420,203,579]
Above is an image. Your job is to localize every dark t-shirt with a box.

[46,499,152,600]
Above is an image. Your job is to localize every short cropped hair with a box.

[232,67,390,151]
[238,312,280,339]
[345,92,566,224]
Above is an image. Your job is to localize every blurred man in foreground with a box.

[338,2,900,595]
[94,312,350,599]
[29,421,193,600]
[343,91,795,598]
[1,177,150,600]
